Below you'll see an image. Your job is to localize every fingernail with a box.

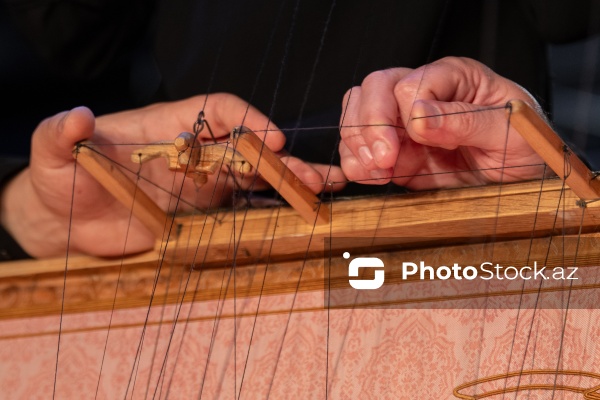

[420,102,441,129]
[372,140,389,161]
[358,146,373,165]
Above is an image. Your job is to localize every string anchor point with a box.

[72,141,85,156]
[193,110,206,137]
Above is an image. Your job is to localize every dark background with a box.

[0,4,141,158]
[550,36,600,168]
[1,3,599,169]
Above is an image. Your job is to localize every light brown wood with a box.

[232,126,330,225]
[507,99,600,201]
[0,250,158,279]
[73,142,169,239]
[2,178,597,321]
[131,137,252,186]
[2,229,599,321]
[164,178,600,267]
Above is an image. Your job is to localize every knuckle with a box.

[339,126,362,145]
[343,86,360,105]
[440,109,475,149]
[360,107,382,125]
[436,55,461,65]
[393,79,413,100]
[361,70,386,87]
[340,160,361,182]
[435,56,470,70]
[457,105,476,128]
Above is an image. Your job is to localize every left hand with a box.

[1,93,344,258]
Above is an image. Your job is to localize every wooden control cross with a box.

[73,103,598,242]
[73,127,330,239]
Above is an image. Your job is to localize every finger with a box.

[356,68,412,169]
[340,70,411,171]
[233,175,273,192]
[340,86,392,182]
[205,93,286,152]
[393,58,480,117]
[223,149,347,193]
[279,156,346,194]
[340,86,371,166]
[210,166,272,193]
[306,163,347,193]
[409,99,536,157]
[390,136,451,189]
[32,107,96,169]
[395,57,538,121]
[339,139,392,185]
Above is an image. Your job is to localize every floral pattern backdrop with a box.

[1,281,599,400]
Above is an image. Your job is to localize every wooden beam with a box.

[232,126,330,225]
[2,179,600,320]
[164,178,600,267]
[507,100,600,201]
[73,142,169,239]
[2,232,600,320]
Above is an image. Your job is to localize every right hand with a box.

[339,57,548,189]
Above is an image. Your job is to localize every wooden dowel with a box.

[232,127,330,225]
[73,142,169,239]
[507,99,600,201]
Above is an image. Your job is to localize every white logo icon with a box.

[345,252,385,290]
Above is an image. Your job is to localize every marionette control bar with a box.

[507,100,600,202]
[231,126,330,225]
[132,127,330,225]
[73,126,329,241]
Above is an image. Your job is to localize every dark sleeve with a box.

[524,0,600,43]
[3,0,154,79]
[0,158,31,260]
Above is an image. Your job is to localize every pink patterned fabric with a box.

[1,287,599,399]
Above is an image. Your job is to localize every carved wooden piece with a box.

[131,132,252,186]
[507,99,600,201]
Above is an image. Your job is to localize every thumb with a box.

[32,106,96,169]
[408,100,510,151]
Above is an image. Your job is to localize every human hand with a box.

[339,57,548,189]
[1,93,344,258]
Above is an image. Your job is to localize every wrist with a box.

[1,169,69,258]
